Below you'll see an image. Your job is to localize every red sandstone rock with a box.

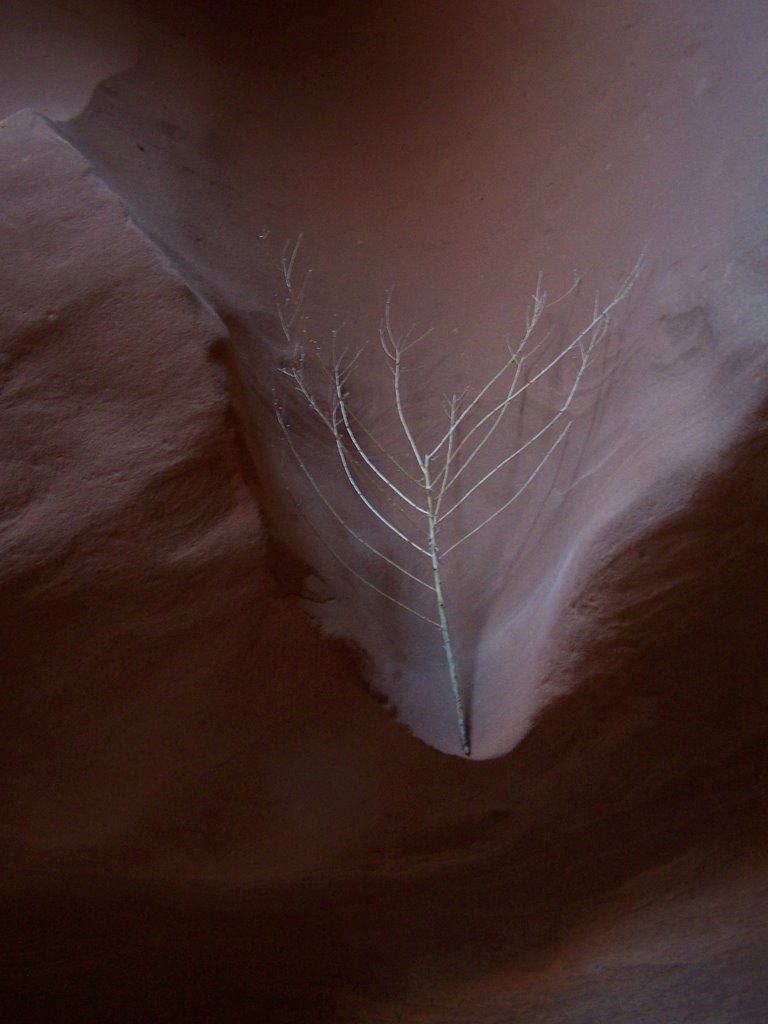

[1,3,767,1022]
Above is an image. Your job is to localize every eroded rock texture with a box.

[1,2,767,1022]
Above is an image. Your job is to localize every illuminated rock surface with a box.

[1,3,767,1021]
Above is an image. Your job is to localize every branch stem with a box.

[424,460,470,756]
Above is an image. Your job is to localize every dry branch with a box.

[275,247,643,755]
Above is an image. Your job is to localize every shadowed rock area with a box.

[1,2,768,1021]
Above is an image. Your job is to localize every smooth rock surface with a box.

[1,3,767,1022]
[48,0,768,756]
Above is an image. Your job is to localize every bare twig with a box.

[276,239,643,756]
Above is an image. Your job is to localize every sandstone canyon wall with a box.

[1,2,767,1021]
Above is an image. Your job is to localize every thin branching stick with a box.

[275,403,434,592]
[275,244,643,755]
